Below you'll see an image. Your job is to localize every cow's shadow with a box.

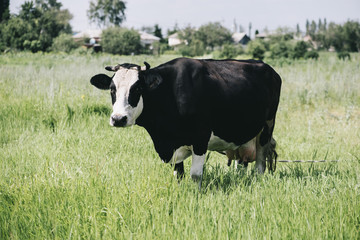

[198,162,341,194]
[199,164,257,194]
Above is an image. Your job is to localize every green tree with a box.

[309,20,317,38]
[153,24,164,43]
[167,23,179,36]
[52,33,80,53]
[35,0,62,10]
[1,17,33,50]
[1,0,72,52]
[178,25,197,45]
[88,0,126,28]
[306,19,310,35]
[101,27,141,55]
[178,39,205,57]
[194,22,232,50]
[0,0,10,22]
[342,20,360,52]
[323,21,360,52]
[37,6,73,51]
[296,23,301,37]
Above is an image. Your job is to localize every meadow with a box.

[0,52,359,239]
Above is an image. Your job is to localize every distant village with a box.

[71,27,324,57]
[72,29,253,51]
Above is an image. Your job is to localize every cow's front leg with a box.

[190,132,210,183]
[190,152,206,180]
[171,146,192,178]
[174,162,184,179]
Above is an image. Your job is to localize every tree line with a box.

[245,19,360,61]
[1,0,359,58]
[305,18,360,52]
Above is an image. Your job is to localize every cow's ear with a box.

[90,74,112,90]
[144,73,162,91]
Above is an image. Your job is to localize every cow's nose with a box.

[111,115,127,127]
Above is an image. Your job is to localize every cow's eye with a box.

[110,88,116,95]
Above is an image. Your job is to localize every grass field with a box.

[0,52,359,239]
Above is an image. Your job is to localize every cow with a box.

[90,58,281,179]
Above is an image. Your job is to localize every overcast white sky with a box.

[9,0,360,35]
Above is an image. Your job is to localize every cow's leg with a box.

[255,141,266,173]
[171,146,192,178]
[190,152,206,180]
[255,119,277,173]
[174,162,184,179]
[189,130,210,184]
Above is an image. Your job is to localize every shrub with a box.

[304,51,319,60]
[337,51,351,60]
[178,40,205,57]
[247,40,267,60]
[102,27,142,55]
[292,41,308,59]
[252,46,265,60]
[220,44,237,59]
[269,41,291,59]
[52,34,80,53]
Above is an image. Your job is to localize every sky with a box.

[9,0,360,35]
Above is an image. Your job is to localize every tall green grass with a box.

[0,52,359,239]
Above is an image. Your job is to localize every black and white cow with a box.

[90,58,282,179]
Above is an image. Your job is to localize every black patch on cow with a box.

[119,63,141,70]
[110,81,116,105]
[128,81,143,107]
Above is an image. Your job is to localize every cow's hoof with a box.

[190,174,202,181]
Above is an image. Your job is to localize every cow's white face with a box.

[109,67,143,127]
[90,61,162,128]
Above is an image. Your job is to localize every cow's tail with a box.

[261,68,281,172]
[266,137,278,172]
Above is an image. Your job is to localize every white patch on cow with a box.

[207,132,239,151]
[110,67,143,127]
[190,153,205,179]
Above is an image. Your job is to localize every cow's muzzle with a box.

[110,115,127,127]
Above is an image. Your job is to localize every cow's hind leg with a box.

[255,119,278,173]
[255,139,266,173]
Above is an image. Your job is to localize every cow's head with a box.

[90,62,162,127]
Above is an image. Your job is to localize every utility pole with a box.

[249,22,252,38]
[233,18,238,33]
